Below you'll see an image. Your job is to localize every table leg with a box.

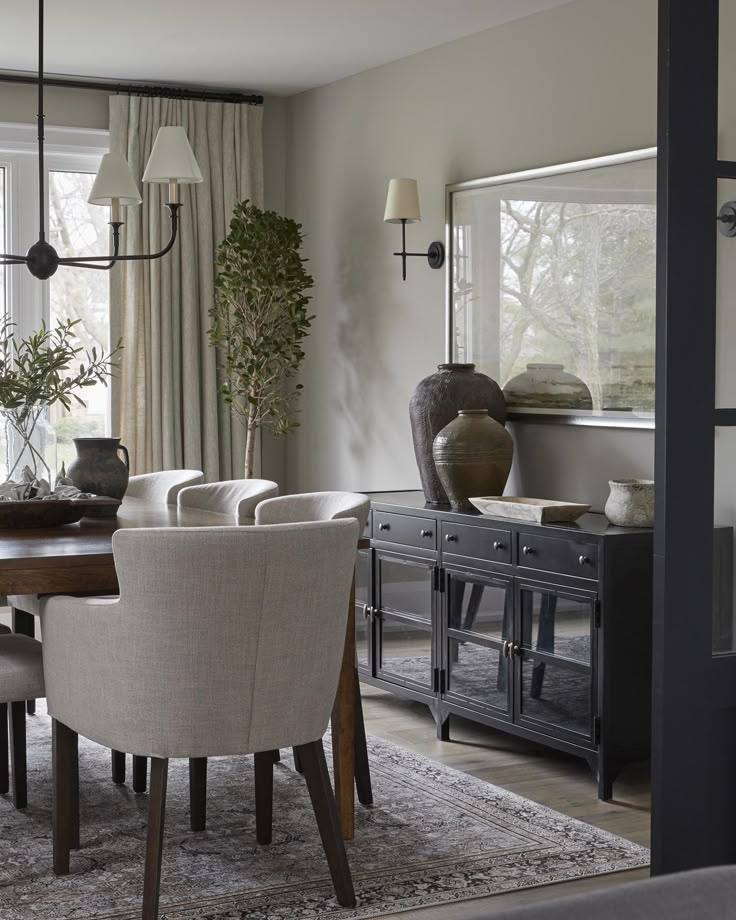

[332,572,356,841]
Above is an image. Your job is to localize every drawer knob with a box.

[378,522,390,532]
[421,529,433,538]
[445,534,458,543]
[579,554,591,566]
[511,643,522,657]
[493,540,505,551]
[522,545,534,556]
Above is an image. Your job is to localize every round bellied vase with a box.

[604,479,654,527]
[503,363,593,411]
[67,437,130,516]
[432,409,514,512]
[410,363,506,505]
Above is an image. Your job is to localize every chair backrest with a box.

[41,519,359,759]
[255,491,370,534]
[126,470,204,504]
[177,479,279,524]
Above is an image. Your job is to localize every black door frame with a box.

[653,0,736,873]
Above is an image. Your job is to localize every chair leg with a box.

[272,749,281,763]
[292,747,304,773]
[353,669,373,807]
[254,750,275,844]
[296,739,356,908]
[189,758,207,832]
[111,750,126,785]
[9,701,27,809]
[143,757,168,920]
[52,719,78,876]
[133,755,148,793]
[11,609,36,715]
[0,702,8,795]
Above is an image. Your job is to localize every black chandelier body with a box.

[0,0,183,280]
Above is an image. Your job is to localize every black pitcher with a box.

[67,437,130,512]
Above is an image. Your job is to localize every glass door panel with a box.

[377,615,434,690]
[378,554,433,622]
[446,571,512,716]
[355,550,370,672]
[516,584,595,741]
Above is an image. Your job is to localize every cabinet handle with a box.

[421,529,433,538]
[493,540,505,551]
[362,604,371,621]
[502,639,510,658]
[378,522,390,532]
[445,533,458,543]
[512,643,522,657]
[522,545,534,556]
[579,554,591,566]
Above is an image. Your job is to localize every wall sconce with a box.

[384,178,445,280]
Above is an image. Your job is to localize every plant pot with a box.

[432,409,514,511]
[409,364,506,504]
[503,363,593,410]
[67,437,130,515]
[604,479,654,527]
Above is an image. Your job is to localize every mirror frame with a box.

[444,147,657,429]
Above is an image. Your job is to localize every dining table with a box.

[0,497,366,840]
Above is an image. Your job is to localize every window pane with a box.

[48,170,111,476]
[0,167,6,478]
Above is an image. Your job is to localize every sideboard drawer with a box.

[517,532,599,579]
[373,511,437,550]
[440,521,512,564]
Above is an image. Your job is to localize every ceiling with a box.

[0,0,573,96]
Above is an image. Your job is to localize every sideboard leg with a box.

[436,713,451,741]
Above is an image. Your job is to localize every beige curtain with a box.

[109,95,263,479]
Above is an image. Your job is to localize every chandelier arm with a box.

[0,256,31,265]
[57,204,181,265]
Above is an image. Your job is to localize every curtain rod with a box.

[0,71,263,105]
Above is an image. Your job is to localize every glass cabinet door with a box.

[515,583,596,743]
[375,553,435,693]
[445,569,513,718]
[355,549,371,674]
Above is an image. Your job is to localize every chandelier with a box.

[0,0,202,280]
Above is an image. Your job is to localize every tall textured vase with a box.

[432,410,514,511]
[409,363,506,504]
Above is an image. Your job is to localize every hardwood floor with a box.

[360,682,650,918]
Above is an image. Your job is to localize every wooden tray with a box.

[0,496,121,529]
[469,496,591,523]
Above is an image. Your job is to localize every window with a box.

[0,124,111,478]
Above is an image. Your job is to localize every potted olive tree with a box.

[208,200,314,479]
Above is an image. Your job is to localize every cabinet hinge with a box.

[439,668,446,693]
[432,668,440,692]
[594,599,602,628]
[434,566,445,593]
[594,715,601,745]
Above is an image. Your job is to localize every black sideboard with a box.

[355,491,655,801]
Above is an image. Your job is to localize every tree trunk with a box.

[244,407,257,479]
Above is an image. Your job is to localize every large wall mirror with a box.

[446,148,656,427]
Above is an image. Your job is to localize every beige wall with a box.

[0,82,109,128]
[284,0,658,508]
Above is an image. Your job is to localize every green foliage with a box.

[208,200,314,476]
[0,317,120,479]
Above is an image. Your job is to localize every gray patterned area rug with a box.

[0,704,648,919]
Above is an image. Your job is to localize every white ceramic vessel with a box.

[604,479,654,527]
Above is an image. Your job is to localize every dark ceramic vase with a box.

[409,363,506,504]
[432,410,514,511]
[67,437,129,515]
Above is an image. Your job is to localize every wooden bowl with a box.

[0,497,121,529]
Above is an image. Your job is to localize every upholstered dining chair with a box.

[41,520,360,919]
[177,478,279,524]
[0,631,45,810]
[253,491,373,812]
[8,467,205,792]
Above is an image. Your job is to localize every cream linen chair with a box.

[125,469,204,502]
[0,632,45,810]
[254,491,373,813]
[177,478,278,524]
[41,520,360,918]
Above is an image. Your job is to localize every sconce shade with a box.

[88,152,142,207]
[142,126,203,184]
[384,178,421,223]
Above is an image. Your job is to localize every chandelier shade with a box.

[0,0,201,280]
[142,127,204,185]
[87,153,142,208]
